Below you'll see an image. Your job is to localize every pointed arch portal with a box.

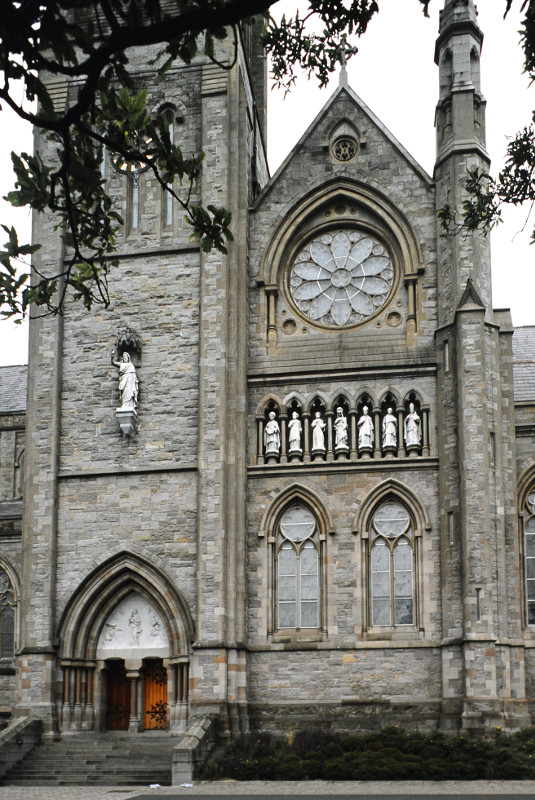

[57,552,193,733]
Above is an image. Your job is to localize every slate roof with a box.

[0,365,27,414]
[513,326,535,403]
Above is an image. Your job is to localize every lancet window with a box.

[522,489,535,625]
[276,505,320,630]
[369,501,415,627]
[0,568,16,658]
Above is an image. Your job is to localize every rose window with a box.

[333,137,358,162]
[289,230,394,327]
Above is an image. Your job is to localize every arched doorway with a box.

[57,552,194,734]
[97,594,170,732]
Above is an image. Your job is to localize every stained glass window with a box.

[370,501,414,627]
[0,568,15,658]
[289,230,394,327]
[524,492,535,625]
[277,506,319,629]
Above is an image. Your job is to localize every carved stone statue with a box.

[264,411,281,455]
[112,351,138,410]
[404,402,422,448]
[334,407,349,450]
[128,608,142,646]
[358,405,374,450]
[288,411,302,453]
[311,412,326,451]
[382,407,397,449]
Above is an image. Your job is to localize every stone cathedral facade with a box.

[2,0,535,749]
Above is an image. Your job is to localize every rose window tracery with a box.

[289,230,394,327]
[332,137,358,161]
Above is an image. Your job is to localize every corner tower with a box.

[435,1,530,732]
[434,0,489,322]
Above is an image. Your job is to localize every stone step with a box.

[1,733,175,786]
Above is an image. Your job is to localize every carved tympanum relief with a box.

[289,229,394,327]
[96,593,169,658]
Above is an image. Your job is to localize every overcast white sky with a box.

[0,0,533,366]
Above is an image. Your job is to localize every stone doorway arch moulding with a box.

[258,179,425,344]
[57,551,194,733]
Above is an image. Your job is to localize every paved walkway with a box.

[1,782,535,799]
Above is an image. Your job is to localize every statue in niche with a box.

[128,608,142,646]
[264,411,281,455]
[404,402,422,447]
[334,407,348,450]
[382,407,397,449]
[311,412,326,450]
[358,405,374,449]
[288,411,302,453]
[112,351,139,410]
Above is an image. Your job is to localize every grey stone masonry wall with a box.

[55,471,198,624]
[0,373,26,713]
[59,250,201,473]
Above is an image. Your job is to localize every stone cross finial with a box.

[338,35,351,86]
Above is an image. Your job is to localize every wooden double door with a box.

[105,658,168,731]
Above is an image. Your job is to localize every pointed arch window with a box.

[0,568,16,658]
[369,501,415,627]
[522,490,535,625]
[276,506,320,629]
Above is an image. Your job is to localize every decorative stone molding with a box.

[115,327,142,356]
[116,408,138,437]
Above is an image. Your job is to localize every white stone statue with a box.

[382,407,397,449]
[128,608,142,646]
[404,402,422,447]
[334,406,348,450]
[358,405,374,449]
[288,411,302,453]
[112,351,138,410]
[264,411,281,455]
[311,412,326,451]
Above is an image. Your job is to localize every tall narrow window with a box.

[131,173,140,230]
[277,506,319,629]
[370,501,414,626]
[159,106,176,228]
[165,118,174,227]
[0,568,15,658]
[523,490,535,625]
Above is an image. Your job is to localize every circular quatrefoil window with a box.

[289,229,395,328]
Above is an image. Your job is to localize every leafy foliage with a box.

[444,0,535,242]
[0,0,531,319]
[202,725,535,781]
